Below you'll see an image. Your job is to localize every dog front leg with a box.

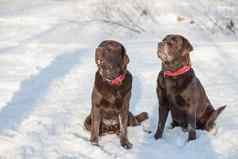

[90,105,101,146]
[187,109,196,141]
[154,78,169,140]
[154,106,169,139]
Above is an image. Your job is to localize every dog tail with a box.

[206,105,226,131]
[135,112,149,123]
[128,112,149,127]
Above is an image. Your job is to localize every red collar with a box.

[164,65,191,77]
[111,74,126,86]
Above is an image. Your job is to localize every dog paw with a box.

[188,131,196,141]
[120,138,133,150]
[187,137,196,142]
[121,142,133,150]
[154,133,162,140]
[90,137,99,146]
[208,127,218,135]
[91,141,99,146]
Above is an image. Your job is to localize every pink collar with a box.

[111,74,126,86]
[164,66,191,77]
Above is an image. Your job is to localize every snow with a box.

[0,0,238,158]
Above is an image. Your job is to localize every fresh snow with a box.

[0,0,238,159]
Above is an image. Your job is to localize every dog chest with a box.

[99,96,123,111]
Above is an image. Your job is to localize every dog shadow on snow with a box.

[0,49,87,133]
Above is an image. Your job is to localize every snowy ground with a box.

[0,0,238,159]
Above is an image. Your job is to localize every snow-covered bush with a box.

[197,0,238,35]
[92,0,158,34]
[91,0,237,37]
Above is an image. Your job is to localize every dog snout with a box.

[158,42,168,55]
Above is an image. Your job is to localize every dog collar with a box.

[164,65,191,77]
[111,74,126,86]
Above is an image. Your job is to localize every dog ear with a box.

[182,37,193,56]
[95,47,104,65]
[121,45,129,68]
[157,42,162,58]
[123,54,129,67]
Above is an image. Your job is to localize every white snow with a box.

[0,0,238,159]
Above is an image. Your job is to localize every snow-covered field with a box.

[0,0,238,158]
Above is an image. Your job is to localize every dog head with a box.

[95,40,129,81]
[157,34,193,70]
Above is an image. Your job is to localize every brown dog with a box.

[154,34,226,141]
[84,40,148,149]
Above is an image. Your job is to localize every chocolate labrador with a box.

[154,34,226,141]
[84,40,148,149]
